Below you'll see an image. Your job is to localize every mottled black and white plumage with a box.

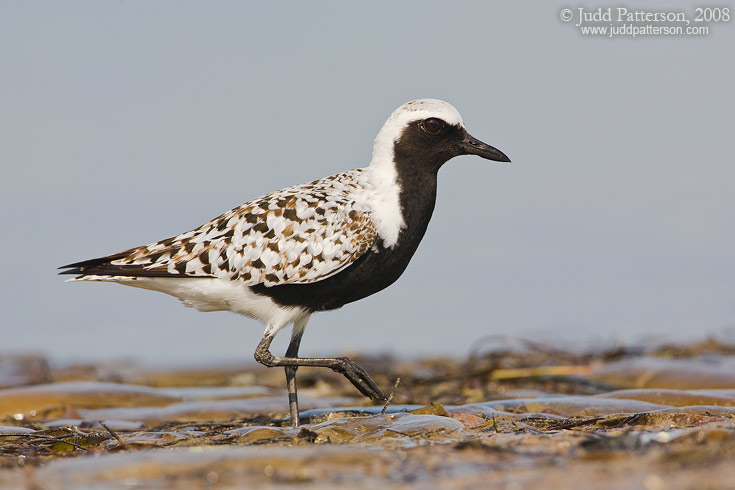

[60,99,510,426]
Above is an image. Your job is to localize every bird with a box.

[59,99,510,427]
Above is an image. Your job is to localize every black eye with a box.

[421,117,445,135]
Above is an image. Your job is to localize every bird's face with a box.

[394,116,510,172]
[372,99,510,175]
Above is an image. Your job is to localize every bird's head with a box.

[371,99,510,174]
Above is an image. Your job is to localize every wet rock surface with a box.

[1,337,735,489]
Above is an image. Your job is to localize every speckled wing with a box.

[61,172,377,287]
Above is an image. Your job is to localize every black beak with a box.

[459,133,511,162]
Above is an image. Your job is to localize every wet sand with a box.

[1,337,735,489]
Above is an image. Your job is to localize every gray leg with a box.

[284,326,304,428]
[254,334,386,403]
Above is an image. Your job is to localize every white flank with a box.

[70,275,309,336]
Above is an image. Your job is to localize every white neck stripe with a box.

[364,99,464,248]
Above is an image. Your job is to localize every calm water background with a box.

[1,1,733,365]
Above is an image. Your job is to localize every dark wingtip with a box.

[58,259,93,275]
[58,262,81,270]
[58,267,84,275]
[58,252,130,276]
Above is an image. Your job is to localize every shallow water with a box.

[1,338,735,489]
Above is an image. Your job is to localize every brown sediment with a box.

[1,337,735,488]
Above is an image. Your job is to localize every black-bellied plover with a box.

[60,99,511,426]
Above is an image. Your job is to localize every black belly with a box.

[250,237,421,312]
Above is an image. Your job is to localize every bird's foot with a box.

[330,357,387,401]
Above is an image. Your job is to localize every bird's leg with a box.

[254,334,387,402]
[284,326,304,428]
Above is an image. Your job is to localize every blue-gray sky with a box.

[2,1,733,363]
